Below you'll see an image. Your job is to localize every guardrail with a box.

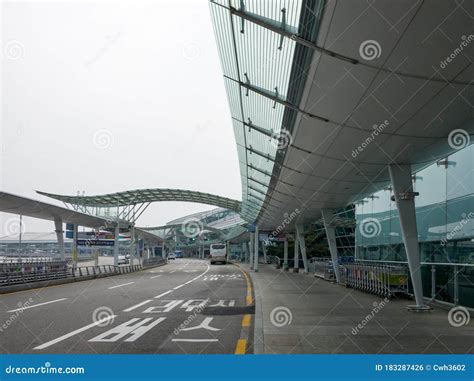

[142,257,167,268]
[0,264,143,288]
[0,257,66,264]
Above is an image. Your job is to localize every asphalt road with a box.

[0,259,254,354]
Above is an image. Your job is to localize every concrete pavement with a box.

[245,263,473,354]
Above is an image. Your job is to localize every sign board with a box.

[66,223,74,231]
[269,235,286,242]
[76,239,115,247]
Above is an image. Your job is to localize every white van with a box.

[209,243,227,265]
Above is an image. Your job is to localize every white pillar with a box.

[162,241,166,259]
[321,209,341,283]
[249,237,254,270]
[283,238,289,271]
[388,164,426,309]
[72,223,78,268]
[254,226,259,272]
[54,218,65,261]
[293,233,299,273]
[295,224,308,273]
[114,224,120,266]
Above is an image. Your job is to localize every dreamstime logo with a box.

[85,31,122,67]
[270,306,292,327]
[448,129,470,150]
[352,298,390,335]
[173,298,210,335]
[359,217,381,238]
[271,129,292,150]
[266,209,300,244]
[440,34,474,69]
[182,41,201,61]
[0,298,34,333]
[92,129,114,150]
[359,40,381,61]
[441,212,474,246]
[447,306,470,327]
[4,217,25,236]
[3,40,25,60]
[351,120,389,158]
[92,306,114,327]
[182,218,204,239]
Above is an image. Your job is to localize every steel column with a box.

[54,218,65,261]
[321,209,341,283]
[389,164,426,309]
[295,224,308,273]
[293,233,299,273]
[114,224,120,266]
[283,238,289,271]
[254,225,259,272]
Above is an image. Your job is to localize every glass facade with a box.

[355,145,474,307]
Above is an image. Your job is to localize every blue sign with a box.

[76,239,114,247]
[0,354,471,381]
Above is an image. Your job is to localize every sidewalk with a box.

[243,263,473,354]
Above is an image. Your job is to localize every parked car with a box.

[168,253,176,260]
[117,255,128,265]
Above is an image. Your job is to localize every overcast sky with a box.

[0,0,241,236]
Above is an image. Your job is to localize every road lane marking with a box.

[89,317,166,342]
[7,298,67,313]
[154,290,173,299]
[150,275,162,279]
[172,339,218,342]
[33,315,116,350]
[241,270,254,305]
[235,339,247,354]
[242,314,251,328]
[154,263,210,298]
[123,300,152,312]
[108,282,134,289]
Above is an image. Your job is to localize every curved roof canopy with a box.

[37,189,242,214]
[210,0,474,231]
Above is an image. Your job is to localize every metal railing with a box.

[0,264,143,287]
[356,259,474,307]
[142,257,167,268]
[342,262,408,297]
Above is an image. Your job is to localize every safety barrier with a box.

[267,255,281,268]
[0,264,144,287]
[142,257,167,268]
[310,259,336,281]
[342,262,408,298]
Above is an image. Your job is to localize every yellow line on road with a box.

[241,269,254,306]
[234,339,247,355]
[233,264,254,355]
[242,314,251,327]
